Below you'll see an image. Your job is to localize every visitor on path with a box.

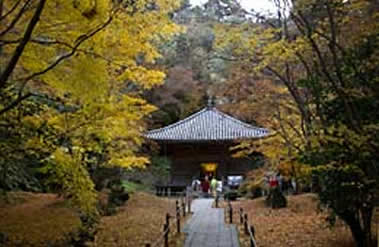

[262,174,269,196]
[192,178,201,192]
[210,177,217,197]
[216,179,223,194]
[291,177,297,194]
[269,175,278,189]
[277,173,283,191]
[201,176,210,197]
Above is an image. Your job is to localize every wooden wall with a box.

[159,142,262,186]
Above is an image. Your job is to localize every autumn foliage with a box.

[0,0,181,214]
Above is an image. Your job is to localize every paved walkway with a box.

[183,199,240,247]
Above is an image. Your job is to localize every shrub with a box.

[224,190,239,201]
[265,188,287,209]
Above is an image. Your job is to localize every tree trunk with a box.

[343,211,372,247]
[361,206,374,247]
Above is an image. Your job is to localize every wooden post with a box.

[215,195,219,208]
[176,210,181,233]
[250,225,255,237]
[164,223,169,247]
[250,225,256,247]
[182,200,186,217]
[176,200,179,216]
[244,214,248,235]
[145,243,151,247]
[240,208,243,224]
[187,194,191,214]
[229,203,233,224]
[166,213,170,227]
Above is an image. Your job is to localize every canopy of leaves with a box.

[0,0,181,213]
[214,1,379,246]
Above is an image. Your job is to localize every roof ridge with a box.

[147,107,208,134]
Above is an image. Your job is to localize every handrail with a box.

[145,191,192,247]
[148,224,171,247]
[247,226,257,247]
[239,207,258,247]
[226,201,258,247]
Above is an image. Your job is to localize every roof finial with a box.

[207,96,215,108]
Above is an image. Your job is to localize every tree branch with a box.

[0,0,23,22]
[0,92,32,115]
[17,13,116,84]
[29,38,127,68]
[0,0,46,90]
[0,0,32,37]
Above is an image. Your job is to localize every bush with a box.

[224,190,239,201]
[0,232,7,245]
[108,180,130,206]
[265,188,287,208]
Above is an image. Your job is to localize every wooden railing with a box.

[226,201,258,247]
[145,193,192,247]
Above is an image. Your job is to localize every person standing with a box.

[211,177,217,197]
[277,173,283,192]
[216,179,223,195]
[192,177,200,191]
[201,176,210,197]
[291,177,297,194]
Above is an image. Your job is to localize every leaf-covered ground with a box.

[92,192,185,247]
[0,192,186,247]
[0,192,81,246]
[228,194,355,247]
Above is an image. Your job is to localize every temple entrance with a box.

[146,106,268,190]
[200,162,218,179]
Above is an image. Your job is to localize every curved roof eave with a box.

[145,107,269,142]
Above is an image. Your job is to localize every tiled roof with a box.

[145,107,269,142]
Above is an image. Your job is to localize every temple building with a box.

[145,105,269,190]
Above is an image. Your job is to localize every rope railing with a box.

[226,200,258,247]
[239,206,257,247]
[145,213,170,247]
[145,191,192,247]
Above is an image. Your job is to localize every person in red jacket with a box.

[201,176,210,197]
[269,175,278,188]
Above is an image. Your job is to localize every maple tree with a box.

[0,0,181,215]
[215,0,379,246]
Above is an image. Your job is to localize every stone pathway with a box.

[183,199,240,247]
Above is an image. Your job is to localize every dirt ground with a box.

[92,192,186,247]
[227,193,359,247]
[0,192,81,246]
[0,192,187,247]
